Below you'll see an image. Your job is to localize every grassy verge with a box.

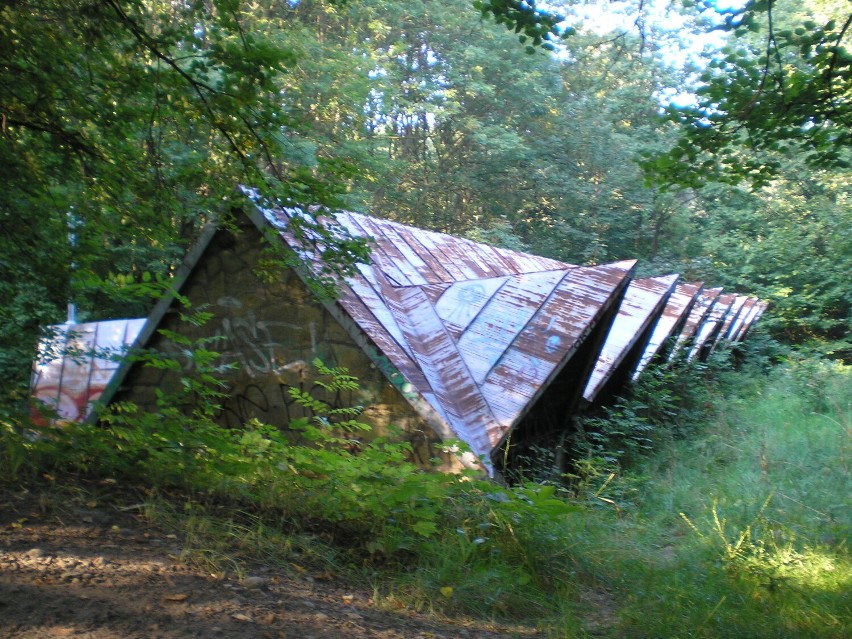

[2,357,849,638]
[556,358,850,638]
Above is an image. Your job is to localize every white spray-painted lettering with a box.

[208,296,305,377]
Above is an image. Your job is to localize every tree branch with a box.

[825,11,852,118]
[102,0,256,177]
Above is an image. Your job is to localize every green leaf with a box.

[412,520,438,537]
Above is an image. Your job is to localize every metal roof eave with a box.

[89,219,221,423]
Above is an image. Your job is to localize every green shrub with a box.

[571,355,729,480]
[6,325,848,635]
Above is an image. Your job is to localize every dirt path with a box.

[0,487,545,639]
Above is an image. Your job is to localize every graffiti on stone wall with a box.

[209,296,309,377]
[214,373,360,432]
[163,296,314,378]
[211,350,437,465]
[152,291,441,464]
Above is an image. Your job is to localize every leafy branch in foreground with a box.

[646,0,852,188]
[473,0,574,52]
[0,1,369,396]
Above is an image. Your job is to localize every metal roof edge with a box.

[243,198,486,472]
[90,218,221,422]
[672,285,722,356]
[493,259,638,453]
[584,272,680,403]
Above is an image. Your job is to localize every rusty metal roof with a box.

[31,318,145,424]
[671,287,722,358]
[734,299,767,342]
[689,292,736,361]
[633,281,702,378]
[255,202,636,464]
[707,293,739,355]
[747,301,769,339]
[728,297,759,342]
[716,295,750,345]
[583,274,679,402]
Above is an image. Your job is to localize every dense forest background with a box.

[2,4,850,636]
[2,0,850,400]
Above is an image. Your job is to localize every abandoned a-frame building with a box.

[31,197,767,475]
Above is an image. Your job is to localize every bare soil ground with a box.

[0,486,546,639]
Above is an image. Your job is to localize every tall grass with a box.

[2,356,848,637]
[357,358,849,638]
[553,358,851,638]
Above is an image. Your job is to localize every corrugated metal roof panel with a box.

[671,287,722,358]
[398,223,487,282]
[490,245,575,276]
[348,214,425,286]
[704,293,739,355]
[457,270,567,385]
[477,243,546,276]
[734,299,766,342]
[718,295,749,343]
[434,277,510,339]
[349,260,634,459]
[728,298,759,342]
[584,274,679,402]
[482,261,636,429]
[742,301,769,341]
[384,223,457,282]
[337,274,416,363]
[375,276,501,456]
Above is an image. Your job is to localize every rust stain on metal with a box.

[728,298,759,342]
[689,292,736,360]
[584,274,679,402]
[483,261,635,430]
[717,295,750,344]
[732,299,766,342]
[671,287,722,358]
[634,281,702,378]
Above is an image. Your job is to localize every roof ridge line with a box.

[377,266,581,288]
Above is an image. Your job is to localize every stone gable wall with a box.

[117,222,448,468]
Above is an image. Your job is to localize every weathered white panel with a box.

[435,276,509,338]
[584,274,677,401]
[457,270,566,385]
